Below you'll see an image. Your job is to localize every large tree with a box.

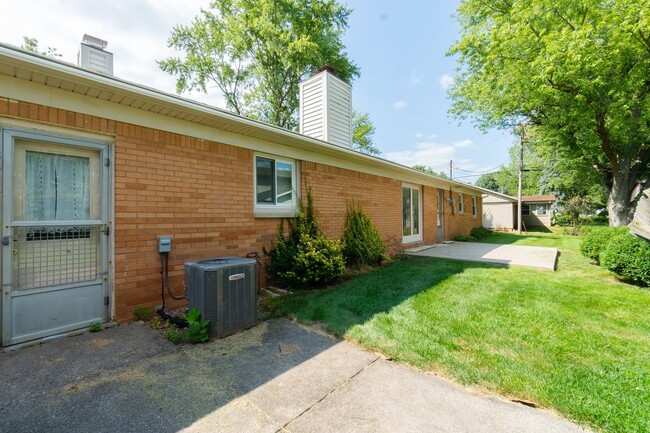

[449,0,650,226]
[159,0,359,131]
[351,110,380,155]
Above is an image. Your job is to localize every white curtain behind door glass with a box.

[25,151,90,221]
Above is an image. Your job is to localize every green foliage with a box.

[21,36,61,57]
[412,165,449,179]
[88,322,102,333]
[351,110,379,155]
[267,189,344,289]
[133,307,152,322]
[159,0,358,130]
[449,0,650,225]
[149,315,163,330]
[184,307,210,343]
[342,203,386,267]
[470,226,491,240]
[165,323,181,344]
[580,226,628,264]
[554,214,571,226]
[601,232,650,286]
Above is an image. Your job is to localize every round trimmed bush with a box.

[600,231,650,286]
[580,226,627,264]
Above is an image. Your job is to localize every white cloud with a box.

[385,141,456,170]
[410,69,424,86]
[453,139,473,148]
[415,132,437,140]
[439,73,454,90]
[0,0,224,107]
[393,100,407,110]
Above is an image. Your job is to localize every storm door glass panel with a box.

[402,187,412,236]
[437,191,443,227]
[25,151,90,221]
[412,189,420,235]
[256,157,275,204]
[276,162,293,204]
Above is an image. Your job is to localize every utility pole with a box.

[449,160,453,180]
[517,124,526,234]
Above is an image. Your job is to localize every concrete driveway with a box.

[405,242,558,270]
[0,320,588,433]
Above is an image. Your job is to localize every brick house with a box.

[0,40,483,346]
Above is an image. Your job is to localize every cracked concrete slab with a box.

[0,319,589,433]
[287,358,588,433]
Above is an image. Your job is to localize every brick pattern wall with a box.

[1,97,482,323]
[300,162,404,254]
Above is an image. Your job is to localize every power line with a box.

[452,160,510,175]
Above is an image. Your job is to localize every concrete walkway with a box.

[0,319,588,433]
[405,242,558,270]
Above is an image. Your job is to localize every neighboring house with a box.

[0,39,484,346]
[481,189,556,230]
[521,195,556,228]
[481,190,517,230]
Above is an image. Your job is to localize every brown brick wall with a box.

[1,97,482,323]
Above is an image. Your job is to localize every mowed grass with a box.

[264,229,650,433]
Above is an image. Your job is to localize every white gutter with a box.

[0,43,483,194]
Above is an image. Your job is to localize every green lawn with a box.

[264,228,650,433]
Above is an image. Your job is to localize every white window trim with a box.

[402,183,423,244]
[253,153,299,218]
[458,193,465,214]
[536,204,548,215]
[522,204,530,216]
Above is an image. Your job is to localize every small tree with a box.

[342,202,386,267]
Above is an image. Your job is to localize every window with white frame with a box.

[254,155,297,216]
[472,196,477,217]
[522,204,530,215]
[536,204,548,215]
[402,184,422,243]
[458,193,465,213]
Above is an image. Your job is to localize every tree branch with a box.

[595,110,621,178]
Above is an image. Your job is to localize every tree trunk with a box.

[608,174,635,226]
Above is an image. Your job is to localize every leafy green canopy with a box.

[351,110,380,155]
[449,0,650,225]
[159,0,359,130]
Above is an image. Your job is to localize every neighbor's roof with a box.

[0,43,484,195]
[522,195,556,202]
[474,186,517,202]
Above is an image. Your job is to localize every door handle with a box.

[1,236,10,246]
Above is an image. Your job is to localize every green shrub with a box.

[133,306,152,321]
[600,231,650,286]
[554,213,571,226]
[266,188,345,290]
[165,323,181,344]
[580,226,627,264]
[342,203,386,267]
[454,234,476,242]
[184,307,210,343]
[470,226,491,240]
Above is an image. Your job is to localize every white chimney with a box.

[299,66,352,148]
[77,34,113,75]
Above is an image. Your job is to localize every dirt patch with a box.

[89,338,115,348]
[278,343,300,356]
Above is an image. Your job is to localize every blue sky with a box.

[0,0,513,182]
